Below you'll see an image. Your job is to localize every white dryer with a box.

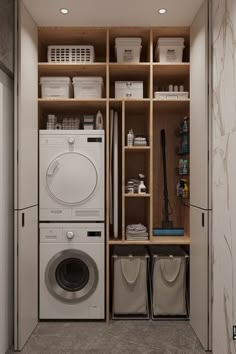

[40,131,104,221]
[40,223,105,319]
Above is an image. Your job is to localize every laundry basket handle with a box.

[121,258,141,285]
[160,258,182,283]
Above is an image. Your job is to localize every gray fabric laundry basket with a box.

[112,246,150,318]
[150,246,188,317]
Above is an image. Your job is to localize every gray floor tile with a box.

[11,320,206,354]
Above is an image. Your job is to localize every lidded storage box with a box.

[150,246,188,317]
[47,45,95,63]
[115,81,143,99]
[155,37,185,63]
[112,246,150,318]
[40,77,72,99]
[73,77,103,98]
[154,91,189,100]
[115,37,142,63]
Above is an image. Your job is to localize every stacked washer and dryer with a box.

[39,130,105,319]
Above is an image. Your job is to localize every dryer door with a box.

[46,249,98,302]
[46,152,98,205]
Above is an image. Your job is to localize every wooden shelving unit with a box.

[38,27,190,321]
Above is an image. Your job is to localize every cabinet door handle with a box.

[202,213,204,227]
[22,213,25,228]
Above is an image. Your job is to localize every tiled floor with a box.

[10,320,206,354]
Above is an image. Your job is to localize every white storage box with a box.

[112,246,150,317]
[154,91,189,100]
[115,81,143,99]
[155,37,185,63]
[40,77,72,99]
[73,77,103,98]
[115,37,142,63]
[48,45,95,64]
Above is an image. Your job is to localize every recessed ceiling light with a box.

[60,8,69,15]
[158,8,167,14]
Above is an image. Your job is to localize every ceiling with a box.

[22,0,205,27]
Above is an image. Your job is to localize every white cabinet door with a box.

[14,2,38,350]
[190,0,209,210]
[15,2,38,209]
[190,206,210,350]
[14,206,38,351]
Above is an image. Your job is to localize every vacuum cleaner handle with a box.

[161,129,166,147]
[161,129,169,224]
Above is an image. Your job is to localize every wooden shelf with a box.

[151,236,191,245]
[124,193,151,197]
[125,146,150,151]
[38,63,107,77]
[108,236,190,245]
[109,240,151,245]
[38,98,107,110]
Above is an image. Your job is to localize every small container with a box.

[115,37,142,63]
[179,85,184,92]
[174,85,179,92]
[127,181,134,194]
[115,81,143,99]
[127,129,134,146]
[73,77,103,99]
[182,160,188,175]
[183,117,188,133]
[40,77,72,98]
[138,180,147,194]
[178,158,184,175]
[95,110,103,130]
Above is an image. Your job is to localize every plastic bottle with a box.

[183,117,188,133]
[183,180,189,199]
[183,160,188,175]
[178,158,184,175]
[127,129,134,146]
[138,174,147,194]
[138,180,146,194]
[95,110,103,130]
[182,135,189,153]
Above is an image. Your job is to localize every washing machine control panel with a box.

[40,224,105,243]
[66,231,75,240]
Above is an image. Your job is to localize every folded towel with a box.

[126,224,147,233]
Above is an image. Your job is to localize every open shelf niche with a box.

[37,27,191,322]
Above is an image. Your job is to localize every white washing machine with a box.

[40,130,104,221]
[40,223,105,319]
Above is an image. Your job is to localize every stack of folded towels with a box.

[126,224,149,240]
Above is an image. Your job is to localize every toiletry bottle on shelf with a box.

[183,117,188,133]
[183,160,188,175]
[178,158,184,175]
[95,110,103,130]
[182,135,189,154]
[183,180,189,199]
[138,174,146,194]
[127,129,134,146]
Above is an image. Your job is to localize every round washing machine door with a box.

[46,152,98,205]
[45,249,99,302]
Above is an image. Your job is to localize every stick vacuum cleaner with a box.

[153,129,184,236]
